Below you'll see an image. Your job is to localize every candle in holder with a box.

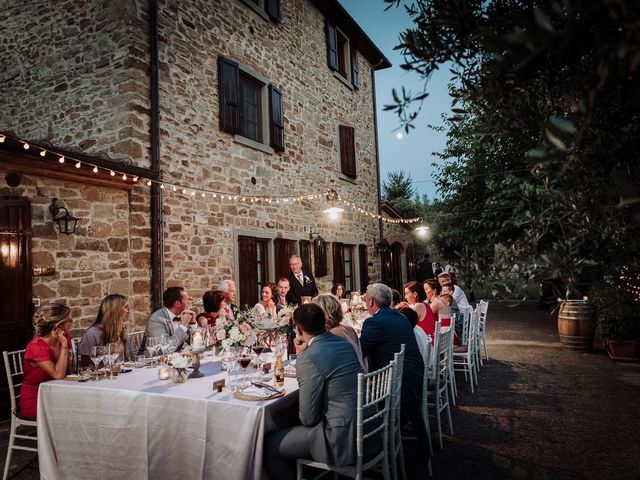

[350,292,362,306]
[192,332,203,350]
[158,366,171,380]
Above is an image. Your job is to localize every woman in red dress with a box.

[197,290,227,328]
[422,279,459,345]
[403,280,432,332]
[21,303,73,419]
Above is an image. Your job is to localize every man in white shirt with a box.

[218,279,239,319]
[438,273,470,311]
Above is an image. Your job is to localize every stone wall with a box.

[0,174,150,330]
[0,0,384,326]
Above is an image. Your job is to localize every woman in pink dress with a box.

[21,303,73,420]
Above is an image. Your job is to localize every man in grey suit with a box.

[263,303,363,479]
[139,286,195,353]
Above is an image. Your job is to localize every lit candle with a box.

[158,366,171,380]
[192,332,203,350]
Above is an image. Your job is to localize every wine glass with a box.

[146,337,159,367]
[90,346,104,378]
[108,343,123,378]
[237,347,252,389]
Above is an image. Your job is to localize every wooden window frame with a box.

[218,56,284,153]
[325,21,359,89]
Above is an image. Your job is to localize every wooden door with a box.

[390,242,403,292]
[0,197,33,419]
[237,236,258,310]
[358,244,368,293]
[274,238,292,280]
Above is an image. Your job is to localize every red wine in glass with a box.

[252,346,265,356]
[239,356,252,369]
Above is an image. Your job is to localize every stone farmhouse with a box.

[0,0,418,374]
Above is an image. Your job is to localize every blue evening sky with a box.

[339,0,453,200]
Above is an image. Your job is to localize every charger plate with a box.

[233,387,285,401]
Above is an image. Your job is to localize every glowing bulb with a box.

[147,180,152,186]
[191,191,196,196]
[122,174,127,180]
[201,192,205,197]
[40,150,46,157]
[110,170,115,176]
[0,135,5,143]
[58,156,65,163]
[133,176,138,182]
[93,166,98,173]
[75,162,81,168]
[182,189,187,194]
[160,183,165,189]
[23,143,29,150]
[172,186,177,192]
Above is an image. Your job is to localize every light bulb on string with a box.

[147,180,152,186]
[75,162,81,169]
[93,166,98,173]
[40,150,46,157]
[58,156,65,163]
[23,143,29,150]
[0,135,5,143]
[110,170,115,176]
[133,176,138,182]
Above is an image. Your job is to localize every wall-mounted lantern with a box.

[49,198,79,235]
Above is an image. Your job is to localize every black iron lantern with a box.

[376,239,390,254]
[49,198,79,235]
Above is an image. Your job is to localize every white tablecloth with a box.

[37,357,299,480]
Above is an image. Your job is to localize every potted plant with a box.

[590,280,640,361]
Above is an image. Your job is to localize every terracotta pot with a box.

[604,339,638,361]
[557,300,594,351]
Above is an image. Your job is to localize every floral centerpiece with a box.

[208,309,259,351]
[168,353,191,384]
[255,305,296,347]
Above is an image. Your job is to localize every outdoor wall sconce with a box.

[323,189,344,221]
[49,198,79,235]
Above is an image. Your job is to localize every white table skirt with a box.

[37,357,299,480]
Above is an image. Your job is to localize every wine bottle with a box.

[274,353,285,387]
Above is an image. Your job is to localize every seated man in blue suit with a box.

[360,283,430,463]
[263,303,364,480]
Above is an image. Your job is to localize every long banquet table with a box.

[37,356,299,480]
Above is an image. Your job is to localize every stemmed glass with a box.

[90,346,105,378]
[146,337,160,367]
[107,343,122,379]
[237,347,252,389]
[251,341,266,380]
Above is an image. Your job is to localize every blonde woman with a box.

[313,293,367,372]
[78,294,129,366]
[21,303,73,419]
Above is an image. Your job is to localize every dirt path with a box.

[430,301,640,480]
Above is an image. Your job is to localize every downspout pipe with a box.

[371,58,385,279]
[149,0,163,309]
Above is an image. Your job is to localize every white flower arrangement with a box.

[209,309,258,349]
[168,354,191,373]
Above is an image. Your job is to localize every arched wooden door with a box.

[390,242,403,292]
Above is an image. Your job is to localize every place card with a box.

[262,362,272,373]
[213,379,225,392]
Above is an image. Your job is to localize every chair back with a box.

[437,326,452,381]
[460,308,472,344]
[3,350,26,415]
[71,338,81,373]
[355,360,395,471]
[478,300,489,332]
[428,320,441,380]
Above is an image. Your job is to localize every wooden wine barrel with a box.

[557,300,594,351]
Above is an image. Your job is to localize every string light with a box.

[0,132,424,224]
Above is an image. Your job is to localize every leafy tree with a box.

[382,170,421,218]
[385,0,640,297]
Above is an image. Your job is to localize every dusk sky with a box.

[339,0,453,200]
